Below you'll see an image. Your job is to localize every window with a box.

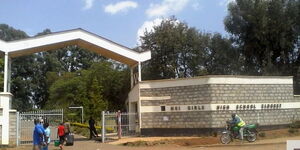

[161,106,166,111]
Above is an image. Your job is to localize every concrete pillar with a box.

[7,57,11,93]
[130,67,133,88]
[0,92,13,145]
[1,52,13,145]
[4,52,8,92]
[138,62,141,82]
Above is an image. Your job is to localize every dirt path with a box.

[4,141,286,150]
[5,135,299,150]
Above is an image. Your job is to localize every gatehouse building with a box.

[128,75,300,136]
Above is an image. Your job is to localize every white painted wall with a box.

[0,93,12,145]
[140,76,293,89]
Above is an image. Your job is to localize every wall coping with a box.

[9,110,16,113]
[140,75,293,89]
[0,92,13,96]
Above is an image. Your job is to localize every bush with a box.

[70,122,114,136]
[288,128,299,134]
[258,132,266,137]
[212,131,218,137]
[290,121,300,128]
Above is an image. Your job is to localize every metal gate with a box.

[101,111,138,142]
[17,109,63,145]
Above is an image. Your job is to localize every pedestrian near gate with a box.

[17,109,63,145]
[101,111,138,143]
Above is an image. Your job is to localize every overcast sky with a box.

[0,0,233,48]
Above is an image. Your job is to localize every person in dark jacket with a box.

[88,117,98,139]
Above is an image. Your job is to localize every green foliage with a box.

[46,61,129,121]
[289,120,300,128]
[71,122,101,129]
[288,128,299,134]
[140,17,240,80]
[0,24,34,111]
[71,122,113,136]
[258,132,266,137]
[224,0,300,75]
[0,25,128,111]
[0,24,28,41]
[84,77,108,119]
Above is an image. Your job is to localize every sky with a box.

[0,0,233,48]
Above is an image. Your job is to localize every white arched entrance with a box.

[0,28,151,145]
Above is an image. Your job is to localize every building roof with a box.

[0,28,151,66]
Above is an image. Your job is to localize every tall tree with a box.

[204,33,241,75]
[84,77,107,120]
[32,29,107,108]
[0,24,34,111]
[224,0,300,75]
[140,17,239,80]
[140,17,205,79]
[47,61,130,120]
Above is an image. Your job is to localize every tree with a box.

[84,77,107,120]
[30,29,107,108]
[140,17,205,79]
[0,24,34,111]
[47,61,130,120]
[224,0,300,75]
[204,33,241,75]
[140,17,240,80]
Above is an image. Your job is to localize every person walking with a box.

[42,123,50,150]
[57,122,65,150]
[33,118,45,150]
[88,117,98,139]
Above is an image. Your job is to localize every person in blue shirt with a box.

[42,122,51,150]
[33,118,46,150]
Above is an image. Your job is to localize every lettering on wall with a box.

[170,106,181,111]
[216,105,230,110]
[261,103,281,109]
[235,104,256,110]
[156,103,288,112]
[187,105,205,111]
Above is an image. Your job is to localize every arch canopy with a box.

[0,28,151,66]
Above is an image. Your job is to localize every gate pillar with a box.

[0,92,13,145]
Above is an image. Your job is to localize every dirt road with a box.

[5,134,300,150]
[4,141,286,150]
[4,130,300,150]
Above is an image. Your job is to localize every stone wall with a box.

[0,111,17,146]
[141,84,296,106]
[138,77,300,136]
[294,67,300,95]
[9,111,17,146]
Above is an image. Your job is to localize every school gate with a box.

[17,109,63,145]
[0,28,151,146]
[101,111,138,142]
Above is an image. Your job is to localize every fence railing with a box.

[101,111,138,143]
[17,109,63,145]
